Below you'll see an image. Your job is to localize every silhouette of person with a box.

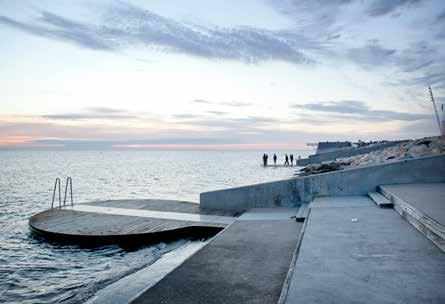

[285,154,289,166]
[290,154,294,166]
[273,154,277,165]
[262,153,266,166]
[265,153,268,166]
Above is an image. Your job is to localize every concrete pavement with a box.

[132,209,303,304]
[285,196,445,304]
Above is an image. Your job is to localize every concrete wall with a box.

[200,154,445,211]
[297,141,405,166]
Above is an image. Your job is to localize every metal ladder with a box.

[51,177,73,208]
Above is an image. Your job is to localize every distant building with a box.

[315,141,352,155]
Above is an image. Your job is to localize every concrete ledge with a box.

[379,184,445,252]
[297,141,405,166]
[200,154,445,211]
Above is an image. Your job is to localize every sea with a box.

[0,149,310,303]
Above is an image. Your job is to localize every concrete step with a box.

[368,191,393,208]
[295,203,310,222]
[379,184,445,252]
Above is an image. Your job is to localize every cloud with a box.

[85,107,128,114]
[395,42,436,73]
[42,113,137,120]
[347,40,396,67]
[436,9,445,22]
[31,137,240,149]
[173,113,203,119]
[206,111,228,115]
[267,0,352,27]
[191,99,252,107]
[265,0,443,93]
[398,119,439,136]
[0,114,285,149]
[412,72,445,89]
[0,13,114,50]
[344,40,445,90]
[366,0,422,17]
[0,110,287,149]
[0,3,319,64]
[40,107,138,121]
[393,42,445,89]
[219,101,252,107]
[294,100,431,121]
[175,116,280,133]
[2,108,433,149]
[192,99,213,104]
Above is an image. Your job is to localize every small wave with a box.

[57,240,188,304]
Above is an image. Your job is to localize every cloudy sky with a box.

[1,0,444,149]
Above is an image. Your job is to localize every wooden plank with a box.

[86,199,238,216]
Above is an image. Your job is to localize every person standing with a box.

[262,153,266,166]
[273,154,277,165]
[285,154,289,166]
[290,154,294,166]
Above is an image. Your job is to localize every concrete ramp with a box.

[285,196,445,304]
[132,208,303,304]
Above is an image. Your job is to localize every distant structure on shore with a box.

[312,140,390,155]
[315,142,352,155]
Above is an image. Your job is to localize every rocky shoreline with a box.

[297,136,445,176]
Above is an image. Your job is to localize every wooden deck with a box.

[29,199,239,244]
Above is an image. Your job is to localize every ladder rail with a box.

[63,177,73,206]
[51,178,62,208]
[51,177,74,208]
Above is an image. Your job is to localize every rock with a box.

[298,160,346,176]
[297,136,445,176]
[406,144,430,158]
[415,139,432,146]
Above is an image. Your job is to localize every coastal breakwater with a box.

[200,154,445,211]
[297,140,405,166]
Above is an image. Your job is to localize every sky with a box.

[0,0,444,149]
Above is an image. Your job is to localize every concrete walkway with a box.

[285,196,445,304]
[237,207,298,221]
[132,208,303,304]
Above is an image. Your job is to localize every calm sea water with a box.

[0,149,310,303]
